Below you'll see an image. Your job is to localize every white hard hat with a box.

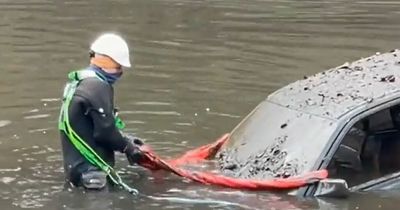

[90,33,131,68]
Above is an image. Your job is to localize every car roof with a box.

[267,50,400,120]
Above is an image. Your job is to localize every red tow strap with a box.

[138,134,328,190]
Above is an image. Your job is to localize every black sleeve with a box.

[76,78,128,152]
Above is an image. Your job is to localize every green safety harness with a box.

[58,70,138,195]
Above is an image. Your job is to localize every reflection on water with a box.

[1,0,400,209]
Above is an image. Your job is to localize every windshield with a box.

[218,100,338,179]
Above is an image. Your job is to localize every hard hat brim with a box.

[120,59,131,68]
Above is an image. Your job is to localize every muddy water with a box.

[1,0,400,209]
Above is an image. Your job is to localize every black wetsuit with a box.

[60,72,129,186]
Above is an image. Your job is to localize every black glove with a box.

[124,142,143,165]
[124,133,144,146]
[123,137,144,165]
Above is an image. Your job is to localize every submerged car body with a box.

[217,50,400,196]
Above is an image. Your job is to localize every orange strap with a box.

[138,134,328,190]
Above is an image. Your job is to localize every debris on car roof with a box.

[268,50,400,119]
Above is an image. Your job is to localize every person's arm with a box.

[77,78,128,152]
[90,107,128,152]
[89,103,143,164]
[77,78,144,164]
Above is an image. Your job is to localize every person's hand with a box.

[124,142,144,165]
[132,138,144,146]
[122,134,145,165]
[124,133,144,146]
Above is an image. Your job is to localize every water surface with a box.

[1,0,400,209]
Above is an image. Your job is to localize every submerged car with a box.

[217,50,400,197]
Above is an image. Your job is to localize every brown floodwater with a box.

[1,0,400,209]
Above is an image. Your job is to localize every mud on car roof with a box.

[268,50,400,120]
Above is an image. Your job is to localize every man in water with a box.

[58,33,143,190]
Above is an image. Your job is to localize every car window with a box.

[327,105,400,187]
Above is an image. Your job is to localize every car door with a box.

[303,97,400,197]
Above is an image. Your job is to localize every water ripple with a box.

[23,114,50,119]
[0,120,11,128]
[122,110,181,116]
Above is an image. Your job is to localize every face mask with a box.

[103,70,123,84]
[91,66,123,84]
[110,70,123,78]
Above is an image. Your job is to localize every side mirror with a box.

[314,179,351,198]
